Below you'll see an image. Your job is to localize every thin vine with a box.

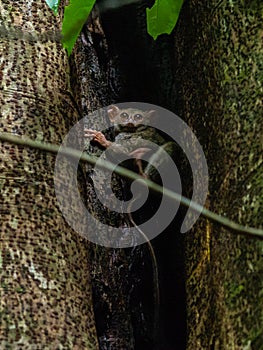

[0,132,262,239]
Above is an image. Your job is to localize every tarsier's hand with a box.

[84,129,112,148]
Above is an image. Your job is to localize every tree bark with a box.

[173,1,263,348]
[0,1,98,348]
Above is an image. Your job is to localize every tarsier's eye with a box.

[134,114,143,121]
[120,112,129,120]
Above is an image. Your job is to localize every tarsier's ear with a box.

[146,110,157,119]
[147,110,156,117]
[107,105,119,121]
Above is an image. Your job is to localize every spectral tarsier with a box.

[84,105,177,338]
[84,105,176,181]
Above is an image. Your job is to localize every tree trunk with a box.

[173,1,263,348]
[69,9,138,348]
[0,1,98,348]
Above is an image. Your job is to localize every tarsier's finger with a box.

[84,129,97,134]
[84,133,95,138]
[84,129,98,138]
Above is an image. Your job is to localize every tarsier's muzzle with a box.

[126,122,135,128]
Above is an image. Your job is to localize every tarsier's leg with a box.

[144,142,177,182]
[135,159,145,177]
[129,148,152,177]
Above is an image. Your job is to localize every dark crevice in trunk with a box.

[94,3,187,349]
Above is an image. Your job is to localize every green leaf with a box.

[45,0,61,15]
[146,0,184,40]
[62,0,96,55]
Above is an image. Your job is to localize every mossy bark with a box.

[173,1,263,348]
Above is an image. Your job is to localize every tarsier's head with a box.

[107,105,155,132]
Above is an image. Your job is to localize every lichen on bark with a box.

[173,0,263,348]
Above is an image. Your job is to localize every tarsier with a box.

[84,105,177,337]
[84,105,176,181]
[84,105,175,340]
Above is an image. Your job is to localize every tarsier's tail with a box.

[127,198,160,344]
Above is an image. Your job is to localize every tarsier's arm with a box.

[84,129,112,148]
[84,128,151,175]
[84,128,129,155]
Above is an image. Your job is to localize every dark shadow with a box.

[93,2,188,349]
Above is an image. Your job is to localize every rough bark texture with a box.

[172,0,263,348]
[0,1,98,348]
[2,0,261,349]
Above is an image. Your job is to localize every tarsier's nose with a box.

[126,122,135,127]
